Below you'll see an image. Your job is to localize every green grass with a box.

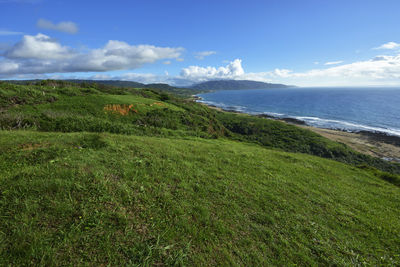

[0,82,225,138]
[217,112,400,175]
[0,131,399,266]
[1,80,400,265]
[2,81,399,177]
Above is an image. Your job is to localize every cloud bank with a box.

[180,59,244,81]
[37,19,79,34]
[1,38,400,86]
[0,33,184,77]
[175,53,400,86]
[267,54,400,86]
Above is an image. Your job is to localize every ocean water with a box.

[197,87,400,137]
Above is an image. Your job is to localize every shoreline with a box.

[199,101,400,163]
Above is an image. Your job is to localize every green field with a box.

[0,81,399,265]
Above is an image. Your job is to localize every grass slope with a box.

[0,81,226,139]
[1,80,399,179]
[0,131,399,266]
[1,80,400,265]
[5,79,202,97]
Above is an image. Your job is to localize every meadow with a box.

[0,80,399,265]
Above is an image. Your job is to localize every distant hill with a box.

[66,80,175,91]
[4,79,292,96]
[82,81,202,96]
[190,80,291,90]
[71,80,145,88]
[68,80,179,91]
[4,79,202,97]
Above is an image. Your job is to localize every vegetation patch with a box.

[103,104,138,115]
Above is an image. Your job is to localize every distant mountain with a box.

[190,80,291,91]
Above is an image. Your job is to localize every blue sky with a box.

[1,0,400,86]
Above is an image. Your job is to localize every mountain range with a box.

[5,79,291,95]
[189,80,292,90]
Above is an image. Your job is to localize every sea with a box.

[197,87,400,137]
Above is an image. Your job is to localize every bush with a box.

[160,93,170,101]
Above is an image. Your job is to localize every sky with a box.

[1,0,400,86]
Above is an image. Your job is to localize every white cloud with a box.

[73,40,183,72]
[271,68,292,78]
[3,34,400,87]
[194,51,216,60]
[0,30,23,35]
[180,59,244,82]
[176,58,184,62]
[0,33,184,76]
[266,54,400,86]
[4,33,74,59]
[174,55,400,86]
[163,60,171,65]
[374,42,400,50]
[37,19,79,34]
[324,60,343,66]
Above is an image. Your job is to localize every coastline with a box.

[198,101,400,163]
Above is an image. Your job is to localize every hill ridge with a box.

[190,79,292,90]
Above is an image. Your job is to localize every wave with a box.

[196,99,400,137]
[294,116,400,137]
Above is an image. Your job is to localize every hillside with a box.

[5,79,202,97]
[190,79,291,91]
[0,80,399,265]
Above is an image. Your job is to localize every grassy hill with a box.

[5,79,203,97]
[6,79,291,94]
[0,80,399,265]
